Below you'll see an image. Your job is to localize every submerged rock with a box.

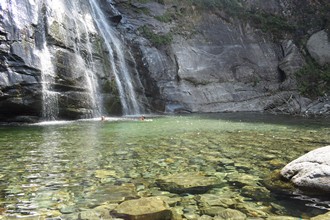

[263,170,295,194]
[84,184,137,205]
[111,197,172,220]
[311,211,330,220]
[214,208,247,220]
[281,146,330,194]
[156,172,222,194]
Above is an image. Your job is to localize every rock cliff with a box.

[114,0,330,115]
[0,0,147,122]
[0,0,329,122]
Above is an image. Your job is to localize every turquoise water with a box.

[0,113,329,219]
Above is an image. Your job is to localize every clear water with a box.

[0,113,329,219]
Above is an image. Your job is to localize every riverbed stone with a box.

[215,208,247,220]
[241,185,271,201]
[78,210,102,220]
[84,183,137,205]
[156,172,221,194]
[263,170,295,193]
[110,197,172,220]
[197,194,236,209]
[227,172,260,187]
[281,145,330,194]
[311,211,330,220]
[267,216,302,220]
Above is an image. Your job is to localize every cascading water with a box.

[36,0,105,119]
[36,1,59,121]
[69,0,103,117]
[1,0,148,120]
[88,0,143,115]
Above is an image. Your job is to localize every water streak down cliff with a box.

[0,0,147,122]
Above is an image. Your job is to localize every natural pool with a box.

[0,113,329,219]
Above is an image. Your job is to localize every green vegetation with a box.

[129,0,329,98]
[138,25,173,46]
[247,12,295,39]
[155,11,174,23]
[296,62,330,98]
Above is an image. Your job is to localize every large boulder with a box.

[281,145,330,194]
[307,30,330,66]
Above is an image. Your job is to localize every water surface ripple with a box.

[0,113,329,219]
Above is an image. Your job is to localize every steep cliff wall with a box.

[0,0,329,122]
[0,0,149,122]
[114,0,330,115]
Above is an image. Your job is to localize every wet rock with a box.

[311,211,330,220]
[200,206,226,217]
[85,183,137,205]
[263,170,295,194]
[197,194,236,209]
[235,203,269,218]
[93,203,118,218]
[227,172,260,187]
[156,172,222,194]
[241,185,271,201]
[267,217,302,220]
[111,197,172,220]
[171,207,184,220]
[60,205,76,214]
[268,159,286,169]
[215,208,247,220]
[78,210,102,220]
[95,170,117,179]
[198,215,214,220]
[183,212,200,220]
[281,145,330,194]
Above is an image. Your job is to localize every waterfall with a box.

[36,0,104,120]
[69,0,103,117]
[2,0,147,120]
[88,0,142,115]
[36,1,59,121]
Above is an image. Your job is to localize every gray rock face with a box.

[118,2,311,114]
[281,145,330,194]
[307,30,330,66]
[278,40,305,90]
[0,0,146,121]
[1,0,327,121]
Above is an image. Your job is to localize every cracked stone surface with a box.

[281,145,330,194]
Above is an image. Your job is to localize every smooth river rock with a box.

[156,172,221,194]
[111,197,172,220]
[281,145,330,194]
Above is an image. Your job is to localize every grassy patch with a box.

[296,61,330,98]
[155,11,174,23]
[138,25,173,46]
